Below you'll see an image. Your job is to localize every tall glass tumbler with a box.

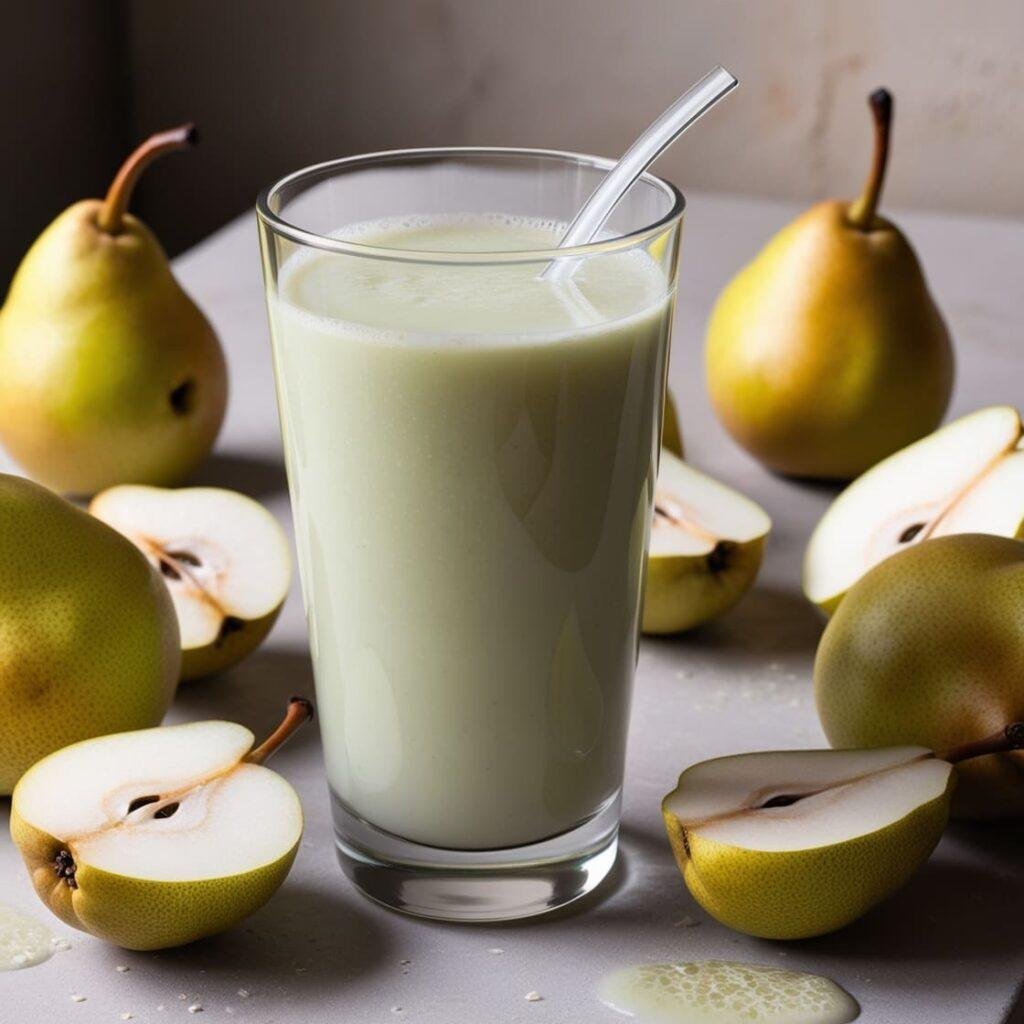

[257,149,684,921]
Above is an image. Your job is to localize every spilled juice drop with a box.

[599,960,859,1024]
[0,903,56,971]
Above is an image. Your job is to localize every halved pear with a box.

[90,485,291,680]
[662,746,954,939]
[643,450,771,634]
[10,700,310,950]
[804,406,1024,614]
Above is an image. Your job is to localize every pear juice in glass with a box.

[258,149,683,920]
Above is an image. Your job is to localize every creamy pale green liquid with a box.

[599,962,860,1024]
[0,904,55,971]
[268,216,672,849]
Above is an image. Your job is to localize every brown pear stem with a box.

[96,123,197,235]
[245,697,315,765]
[942,723,1024,765]
[847,89,892,231]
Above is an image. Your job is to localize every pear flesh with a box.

[643,450,770,634]
[0,474,180,794]
[663,746,953,939]
[804,405,1024,613]
[91,485,292,680]
[10,718,304,951]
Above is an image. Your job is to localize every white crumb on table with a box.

[525,991,543,1002]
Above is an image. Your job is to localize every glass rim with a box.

[255,146,685,264]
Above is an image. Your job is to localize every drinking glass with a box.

[257,148,684,920]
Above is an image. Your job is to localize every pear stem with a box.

[847,89,892,232]
[942,723,1024,765]
[96,124,197,235]
[245,697,314,766]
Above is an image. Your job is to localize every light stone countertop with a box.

[2,191,1022,1023]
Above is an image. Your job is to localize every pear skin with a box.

[706,90,953,480]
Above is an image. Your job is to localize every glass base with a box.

[332,790,621,922]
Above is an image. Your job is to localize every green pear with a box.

[0,125,227,495]
[90,485,291,681]
[11,699,310,950]
[643,450,770,634]
[816,533,1024,818]
[804,406,1024,614]
[705,89,953,480]
[0,474,180,794]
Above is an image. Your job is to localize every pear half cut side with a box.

[662,746,953,939]
[91,485,292,680]
[643,450,770,634]
[803,405,1024,613]
[10,707,309,950]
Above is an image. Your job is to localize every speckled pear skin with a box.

[816,534,1024,818]
[663,784,952,940]
[0,474,180,792]
[9,808,299,950]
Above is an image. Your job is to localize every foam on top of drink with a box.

[277,214,670,346]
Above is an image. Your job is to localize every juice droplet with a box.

[599,960,859,1023]
[0,903,56,971]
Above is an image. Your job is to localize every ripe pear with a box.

[10,699,311,950]
[0,474,180,794]
[91,485,291,680]
[0,125,227,495]
[816,533,1024,818]
[643,450,770,634]
[663,725,1022,939]
[705,89,953,480]
[804,406,1024,614]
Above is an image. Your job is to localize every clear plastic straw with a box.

[542,66,737,283]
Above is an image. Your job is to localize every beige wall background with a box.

[3,0,1022,281]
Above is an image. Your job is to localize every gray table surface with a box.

[2,191,1022,1024]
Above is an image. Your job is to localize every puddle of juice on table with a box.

[599,960,859,1024]
[0,903,56,971]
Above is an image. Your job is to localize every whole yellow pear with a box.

[0,474,180,793]
[0,125,227,495]
[815,533,1024,818]
[705,90,953,480]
